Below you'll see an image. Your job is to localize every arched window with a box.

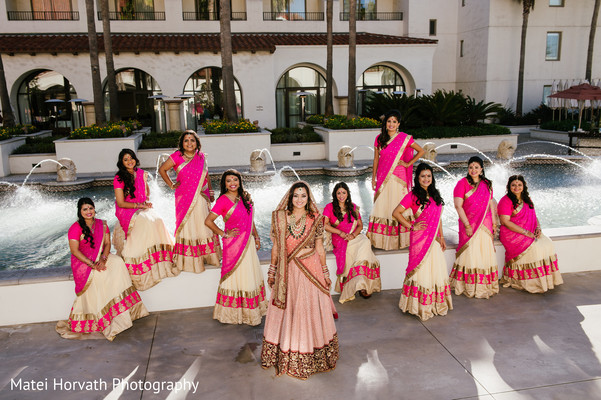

[276,67,326,128]
[105,68,165,131]
[17,70,77,129]
[182,67,242,130]
[356,65,405,116]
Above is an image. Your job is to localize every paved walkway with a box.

[1,270,600,400]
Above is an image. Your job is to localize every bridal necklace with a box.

[288,212,307,239]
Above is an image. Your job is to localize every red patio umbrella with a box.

[549,83,601,130]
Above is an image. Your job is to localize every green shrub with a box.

[539,119,591,132]
[69,120,141,139]
[305,114,325,124]
[406,124,511,139]
[0,124,40,140]
[269,126,323,143]
[12,134,68,154]
[138,130,183,149]
[203,119,259,134]
[363,92,421,128]
[322,115,380,129]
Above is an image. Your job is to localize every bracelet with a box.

[268,264,277,279]
[322,265,329,274]
[409,223,415,232]
[101,254,108,261]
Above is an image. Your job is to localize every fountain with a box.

[243,148,277,181]
[323,146,371,177]
[435,142,495,164]
[496,140,516,160]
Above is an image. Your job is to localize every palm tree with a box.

[347,0,357,117]
[85,0,106,125]
[100,0,120,122]
[515,0,535,117]
[325,0,334,116]
[220,0,238,122]
[0,53,16,127]
[586,0,600,82]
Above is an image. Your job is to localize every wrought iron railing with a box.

[97,11,165,20]
[263,11,324,21]
[339,11,403,21]
[182,11,247,20]
[7,10,79,20]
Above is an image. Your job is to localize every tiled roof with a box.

[0,32,436,54]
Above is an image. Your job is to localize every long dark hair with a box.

[466,156,492,192]
[506,175,534,209]
[219,169,252,214]
[331,182,358,223]
[377,109,402,149]
[285,181,315,218]
[77,197,96,249]
[412,163,444,208]
[116,148,139,198]
[178,130,202,155]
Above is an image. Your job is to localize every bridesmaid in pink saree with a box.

[205,170,267,325]
[498,175,563,293]
[56,198,149,341]
[323,182,381,303]
[393,163,452,320]
[114,149,177,291]
[368,109,424,250]
[261,181,339,380]
[449,156,500,299]
[159,130,221,273]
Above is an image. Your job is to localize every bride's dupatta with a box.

[456,179,493,256]
[498,195,537,263]
[271,182,329,310]
[374,132,413,201]
[114,168,147,238]
[171,151,210,237]
[71,219,107,296]
[323,203,358,275]
[219,196,253,282]
[406,200,442,279]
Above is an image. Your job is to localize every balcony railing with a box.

[7,10,79,20]
[97,11,165,20]
[182,11,247,21]
[339,11,403,21]
[263,12,324,21]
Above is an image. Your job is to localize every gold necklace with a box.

[288,213,307,239]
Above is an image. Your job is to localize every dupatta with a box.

[171,151,210,237]
[270,181,328,310]
[219,196,253,282]
[374,132,413,201]
[456,178,493,256]
[323,202,358,275]
[114,168,147,238]
[70,219,106,296]
[498,195,537,262]
[406,199,442,279]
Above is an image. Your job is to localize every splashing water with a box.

[517,141,594,161]
[21,159,65,186]
[256,148,278,173]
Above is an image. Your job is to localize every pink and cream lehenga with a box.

[261,211,339,379]
[323,202,381,303]
[210,195,267,325]
[368,132,415,250]
[114,168,177,291]
[449,178,500,299]
[398,193,452,320]
[170,151,221,273]
[498,195,563,293]
[56,219,149,341]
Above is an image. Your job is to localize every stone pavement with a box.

[1,270,600,400]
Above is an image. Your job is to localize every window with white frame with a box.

[546,32,561,61]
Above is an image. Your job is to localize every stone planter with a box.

[14,129,53,139]
[314,126,379,162]
[54,131,145,174]
[271,142,326,162]
[415,134,518,154]
[9,153,58,174]
[0,137,26,177]
[530,129,571,144]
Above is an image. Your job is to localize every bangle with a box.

[101,254,108,261]
[268,264,277,279]
[409,223,414,231]
[322,265,329,274]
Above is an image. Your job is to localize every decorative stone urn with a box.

[250,150,266,173]
[422,143,438,163]
[337,146,354,168]
[497,139,516,160]
[56,158,77,182]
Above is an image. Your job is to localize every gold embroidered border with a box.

[123,243,174,265]
[223,198,238,224]
[374,135,411,202]
[464,180,480,199]
[76,220,107,297]
[70,286,137,321]
[455,225,493,258]
[220,237,252,283]
[406,224,440,280]
[217,283,265,299]
[504,254,558,272]
[175,167,207,238]
[508,240,538,263]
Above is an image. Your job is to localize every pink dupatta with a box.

[374,132,414,200]
[401,194,443,279]
[114,168,147,238]
[68,219,107,295]
[498,195,536,262]
[171,151,210,236]
[213,195,253,282]
[323,202,359,275]
[455,178,494,255]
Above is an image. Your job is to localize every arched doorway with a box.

[356,65,405,116]
[276,66,326,128]
[17,70,77,130]
[105,68,165,131]
[182,67,243,130]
